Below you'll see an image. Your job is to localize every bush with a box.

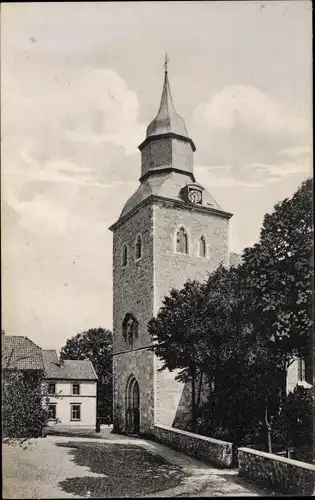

[196,385,264,448]
[2,370,49,440]
[273,386,313,462]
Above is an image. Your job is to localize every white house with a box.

[286,356,312,394]
[42,350,98,428]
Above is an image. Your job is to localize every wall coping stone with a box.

[155,423,233,446]
[238,447,315,471]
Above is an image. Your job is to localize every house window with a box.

[199,236,206,257]
[135,235,142,260]
[298,358,305,381]
[122,245,128,267]
[72,383,80,395]
[70,404,81,421]
[176,227,188,254]
[48,383,56,395]
[48,404,57,420]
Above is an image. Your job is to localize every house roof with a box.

[42,350,98,381]
[2,335,44,371]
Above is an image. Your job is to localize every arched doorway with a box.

[125,376,140,435]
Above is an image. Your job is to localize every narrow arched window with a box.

[176,227,188,254]
[122,245,128,267]
[135,235,142,260]
[199,236,206,257]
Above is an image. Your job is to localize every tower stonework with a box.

[110,66,233,435]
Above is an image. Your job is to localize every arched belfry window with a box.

[122,244,128,267]
[122,313,139,346]
[199,236,206,257]
[176,227,188,254]
[135,234,142,260]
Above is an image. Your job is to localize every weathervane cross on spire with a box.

[164,53,170,73]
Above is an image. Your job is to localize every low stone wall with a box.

[154,424,233,468]
[238,447,315,495]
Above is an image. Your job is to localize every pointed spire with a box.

[146,56,189,138]
[164,52,169,73]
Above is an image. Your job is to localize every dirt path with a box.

[3,429,262,498]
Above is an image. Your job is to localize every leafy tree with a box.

[200,265,249,385]
[195,265,263,448]
[60,328,113,418]
[240,178,313,452]
[148,281,205,432]
[273,386,314,463]
[2,369,49,443]
[242,178,313,369]
[149,266,270,440]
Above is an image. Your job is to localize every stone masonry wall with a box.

[113,349,154,434]
[154,424,233,468]
[153,200,230,428]
[113,203,154,354]
[112,197,230,434]
[112,203,155,433]
[153,201,229,310]
[238,447,315,495]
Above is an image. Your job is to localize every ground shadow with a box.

[57,441,187,498]
[219,473,272,496]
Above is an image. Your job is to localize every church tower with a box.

[109,60,233,435]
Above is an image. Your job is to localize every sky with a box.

[1,1,312,351]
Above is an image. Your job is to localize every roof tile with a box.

[2,336,44,371]
[42,350,98,380]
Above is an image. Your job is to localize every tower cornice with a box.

[139,167,195,184]
[138,132,196,153]
[109,194,233,232]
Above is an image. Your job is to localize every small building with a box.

[42,350,98,428]
[286,356,313,394]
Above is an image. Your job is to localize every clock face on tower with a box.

[188,189,202,204]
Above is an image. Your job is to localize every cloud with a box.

[195,85,309,139]
[2,56,145,249]
[61,68,145,155]
[195,165,262,188]
[277,145,312,159]
[2,60,145,190]
[4,188,70,235]
[245,161,311,182]
[191,85,312,186]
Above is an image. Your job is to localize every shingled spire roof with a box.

[146,58,189,139]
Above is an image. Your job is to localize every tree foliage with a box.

[240,178,313,452]
[200,265,250,378]
[2,370,49,442]
[60,328,113,417]
[272,386,314,462]
[242,178,313,364]
[149,281,204,379]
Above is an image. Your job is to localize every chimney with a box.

[59,357,64,367]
